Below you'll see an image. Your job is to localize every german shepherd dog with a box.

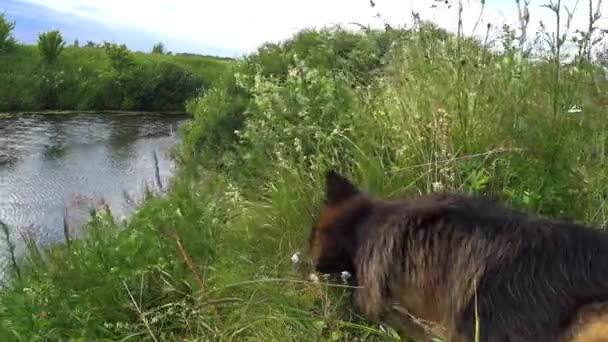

[308,170,608,342]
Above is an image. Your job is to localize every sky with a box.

[2,0,607,58]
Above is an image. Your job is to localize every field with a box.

[1,8,608,342]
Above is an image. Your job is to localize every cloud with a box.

[13,0,608,56]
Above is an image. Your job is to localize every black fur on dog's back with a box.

[429,193,608,341]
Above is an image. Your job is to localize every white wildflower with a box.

[294,137,303,153]
[432,181,444,192]
[567,105,582,114]
[308,273,319,283]
[340,270,352,283]
[288,67,299,78]
[291,251,300,265]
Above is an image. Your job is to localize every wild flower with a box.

[340,270,351,283]
[293,137,303,153]
[308,273,319,283]
[432,181,445,192]
[291,251,300,265]
[567,105,582,114]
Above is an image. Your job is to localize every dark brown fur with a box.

[309,170,608,342]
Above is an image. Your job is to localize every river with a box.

[0,112,189,273]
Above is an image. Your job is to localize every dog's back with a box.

[419,193,608,341]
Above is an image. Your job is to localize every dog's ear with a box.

[325,170,360,206]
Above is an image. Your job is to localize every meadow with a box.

[0,15,232,113]
[1,3,608,341]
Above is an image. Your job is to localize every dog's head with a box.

[309,170,371,275]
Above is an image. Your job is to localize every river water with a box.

[0,112,189,272]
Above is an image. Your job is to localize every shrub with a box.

[37,30,66,64]
[152,42,165,54]
[103,42,135,72]
[138,61,201,111]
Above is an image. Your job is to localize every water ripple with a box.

[0,112,189,266]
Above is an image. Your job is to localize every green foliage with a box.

[85,40,98,48]
[0,12,17,53]
[138,61,202,110]
[2,16,608,342]
[177,23,608,340]
[103,42,135,72]
[152,42,165,54]
[0,175,231,340]
[37,30,66,64]
[36,69,67,109]
[0,42,232,112]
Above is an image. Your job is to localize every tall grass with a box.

[0,4,607,342]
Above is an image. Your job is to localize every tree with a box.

[152,42,165,54]
[73,39,79,48]
[38,30,66,64]
[0,12,17,52]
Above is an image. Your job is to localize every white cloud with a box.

[16,0,608,56]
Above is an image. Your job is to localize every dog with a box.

[308,170,608,341]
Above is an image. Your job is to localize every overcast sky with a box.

[3,0,607,57]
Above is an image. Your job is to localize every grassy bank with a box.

[1,14,608,342]
[0,43,232,112]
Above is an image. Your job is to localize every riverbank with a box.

[0,44,233,113]
[1,22,608,342]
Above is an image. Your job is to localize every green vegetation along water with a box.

[1,15,608,342]
[0,13,233,113]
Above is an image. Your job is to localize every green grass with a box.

[0,44,232,112]
[1,12,608,342]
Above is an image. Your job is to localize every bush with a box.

[139,61,201,111]
[38,30,66,64]
[152,42,165,54]
[103,42,135,72]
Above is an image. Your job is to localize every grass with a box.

[1,4,608,342]
[0,44,232,112]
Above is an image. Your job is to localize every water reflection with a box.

[0,113,189,270]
